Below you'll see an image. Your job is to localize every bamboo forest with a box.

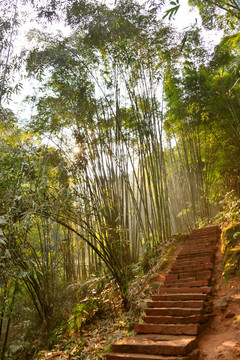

[0,0,240,359]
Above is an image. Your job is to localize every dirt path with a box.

[197,234,240,359]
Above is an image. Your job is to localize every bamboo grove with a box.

[0,0,240,358]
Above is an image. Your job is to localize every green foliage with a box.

[189,0,240,30]
[164,25,240,231]
[67,297,103,335]
[222,222,240,280]
[20,0,176,310]
[163,0,180,19]
[159,244,176,270]
[2,0,240,357]
[216,191,240,225]
[165,0,240,29]
[141,247,157,275]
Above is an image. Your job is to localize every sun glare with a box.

[73,146,81,154]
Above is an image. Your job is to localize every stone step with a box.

[165,275,197,283]
[147,300,204,309]
[190,234,219,239]
[135,324,198,336]
[158,286,211,294]
[184,240,217,246]
[173,272,212,280]
[164,277,210,285]
[177,250,215,257]
[177,252,215,259]
[186,243,216,248]
[187,245,216,249]
[169,265,213,274]
[191,231,219,237]
[142,315,202,324]
[163,281,210,289]
[106,226,219,360]
[181,244,216,248]
[106,352,186,360]
[179,272,211,280]
[177,251,215,258]
[151,293,207,301]
[165,272,212,281]
[111,334,197,356]
[190,225,220,234]
[174,259,214,266]
[180,244,216,250]
[188,234,218,239]
[163,280,209,288]
[171,257,212,267]
[144,307,203,317]
[182,238,217,243]
[171,262,213,270]
[172,254,214,266]
[179,251,216,257]
[189,237,218,242]
[171,264,213,270]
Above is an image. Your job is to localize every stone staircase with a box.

[106,226,221,360]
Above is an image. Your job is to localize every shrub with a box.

[222,222,240,280]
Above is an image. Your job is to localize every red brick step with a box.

[166,276,198,283]
[151,293,207,301]
[177,272,211,280]
[106,353,186,360]
[144,307,203,317]
[142,315,202,324]
[171,259,213,268]
[171,265,213,272]
[158,286,211,294]
[135,323,198,335]
[180,245,216,251]
[106,226,220,360]
[165,274,211,283]
[147,300,204,308]
[177,251,215,258]
[169,266,213,274]
[111,334,197,356]
[163,280,209,288]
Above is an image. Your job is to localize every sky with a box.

[5,0,223,122]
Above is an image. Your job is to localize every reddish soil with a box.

[197,238,240,360]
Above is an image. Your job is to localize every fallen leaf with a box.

[45,352,63,359]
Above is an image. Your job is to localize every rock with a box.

[214,297,230,310]
[232,294,240,304]
[225,310,235,318]
[215,284,220,291]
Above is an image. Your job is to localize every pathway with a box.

[106,225,221,360]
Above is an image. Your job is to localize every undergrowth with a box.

[216,191,240,281]
[33,236,183,359]
[5,234,187,360]
[222,222,240,281]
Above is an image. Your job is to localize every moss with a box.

[159,244,176,270]
[222,222,240,280]
[173,233,188,242]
